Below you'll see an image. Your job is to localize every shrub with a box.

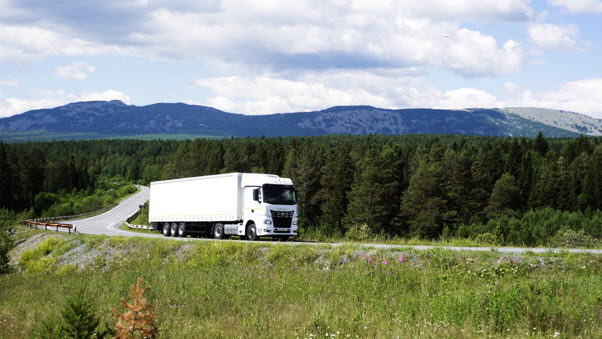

[474,232,499,246]
[344,223,373,242]
[549,229,598,248]
[0,208,15,274]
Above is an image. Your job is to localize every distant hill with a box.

[1,100,601,142]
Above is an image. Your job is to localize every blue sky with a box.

[1,0,601,118]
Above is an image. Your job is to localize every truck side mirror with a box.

[253,188,261,203]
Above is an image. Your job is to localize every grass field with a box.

[3,227,600,338]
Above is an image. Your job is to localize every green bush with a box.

[344,223,373,242]
[0,209,15,274]
[549,229,599,248]
[474,232,499,246]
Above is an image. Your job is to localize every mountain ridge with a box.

[1,101,601,142]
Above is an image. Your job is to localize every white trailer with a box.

[149,173,298,240]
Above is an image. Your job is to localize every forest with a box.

[0,132,601,247]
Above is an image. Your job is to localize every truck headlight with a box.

[264,220,272,224]
[293,220,297,225]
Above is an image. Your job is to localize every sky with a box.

[1,0,602,118]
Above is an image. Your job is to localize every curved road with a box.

[68,186,602,254]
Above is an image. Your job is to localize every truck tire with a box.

[162,222,171,237]
[170,223,178,237]
[177,222,186,237]
[213,223,224,239]
[246,223,258,241]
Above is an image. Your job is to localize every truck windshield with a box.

[263,185,296,205]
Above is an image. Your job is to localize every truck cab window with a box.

[262,184,296,205]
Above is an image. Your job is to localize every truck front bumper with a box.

[257,227,298,236]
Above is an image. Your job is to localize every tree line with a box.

[1,132,601,246]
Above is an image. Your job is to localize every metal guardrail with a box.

[20,202,121,234]
[21,219,76,234]
[31,203,119,223]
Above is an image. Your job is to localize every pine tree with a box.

[343,146,401,234]
[0,142,14,209]
[534,131,549,156]
[485,173,520,219]
[398,156,446,238]
[317,141,353,234]
[112,278,159,338]
[579,146,602,210]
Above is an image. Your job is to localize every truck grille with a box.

[270,210,293,228]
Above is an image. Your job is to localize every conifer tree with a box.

[485,173,520,219]
[318,141,353,234]
[534,131,549,156]
[112,278,159,338]
[398,155,446,238]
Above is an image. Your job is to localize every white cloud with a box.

[435,88,501,109]
[505,79,602,118]
[528,23,581,51]
[0,1,530,76]
[0,89,130,117]
[547,0,602,13]
[0,79,19,87]
[80,89,131,103]
[0,24,115,64]
[195,71,505,114]
[54,61,96,80]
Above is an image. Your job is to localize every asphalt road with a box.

[66,186,602,254]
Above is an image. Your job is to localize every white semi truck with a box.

[149,173,298,240]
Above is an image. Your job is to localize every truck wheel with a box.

[213,223,224,239]
[246,223,258,241]
[177,222,186,237]
[170,223,178,237]
[162,222,171,237]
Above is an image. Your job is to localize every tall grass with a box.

[1,230,601,338]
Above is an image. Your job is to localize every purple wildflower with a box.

[381,259,389,265]
[294,266,298,270]
[388,270,392,276]
[368,258,372,263]
[258,275,261,279]
[399,257,405,263]
[495,281,499,285]
[372,262,376,267]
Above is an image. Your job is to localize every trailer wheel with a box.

[246,223,258,241]
[178,222,186,237]
[162,222,171,237]
[170,223,178,237]
[213,223,224,239]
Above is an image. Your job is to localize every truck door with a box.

[243,186,262,217]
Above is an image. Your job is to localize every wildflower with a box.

[368,258,372,263]
[388,270,392,276]
[399,257,405,263]
[295,266,298,270]
[495,281,499,285]
[325,276,329,281]
[372,262,375,267]
[270,273,273,278]
[363,253,368,259]
[381,259,389,265]
[258,275,261,279]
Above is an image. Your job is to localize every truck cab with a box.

[241,176,298,240]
